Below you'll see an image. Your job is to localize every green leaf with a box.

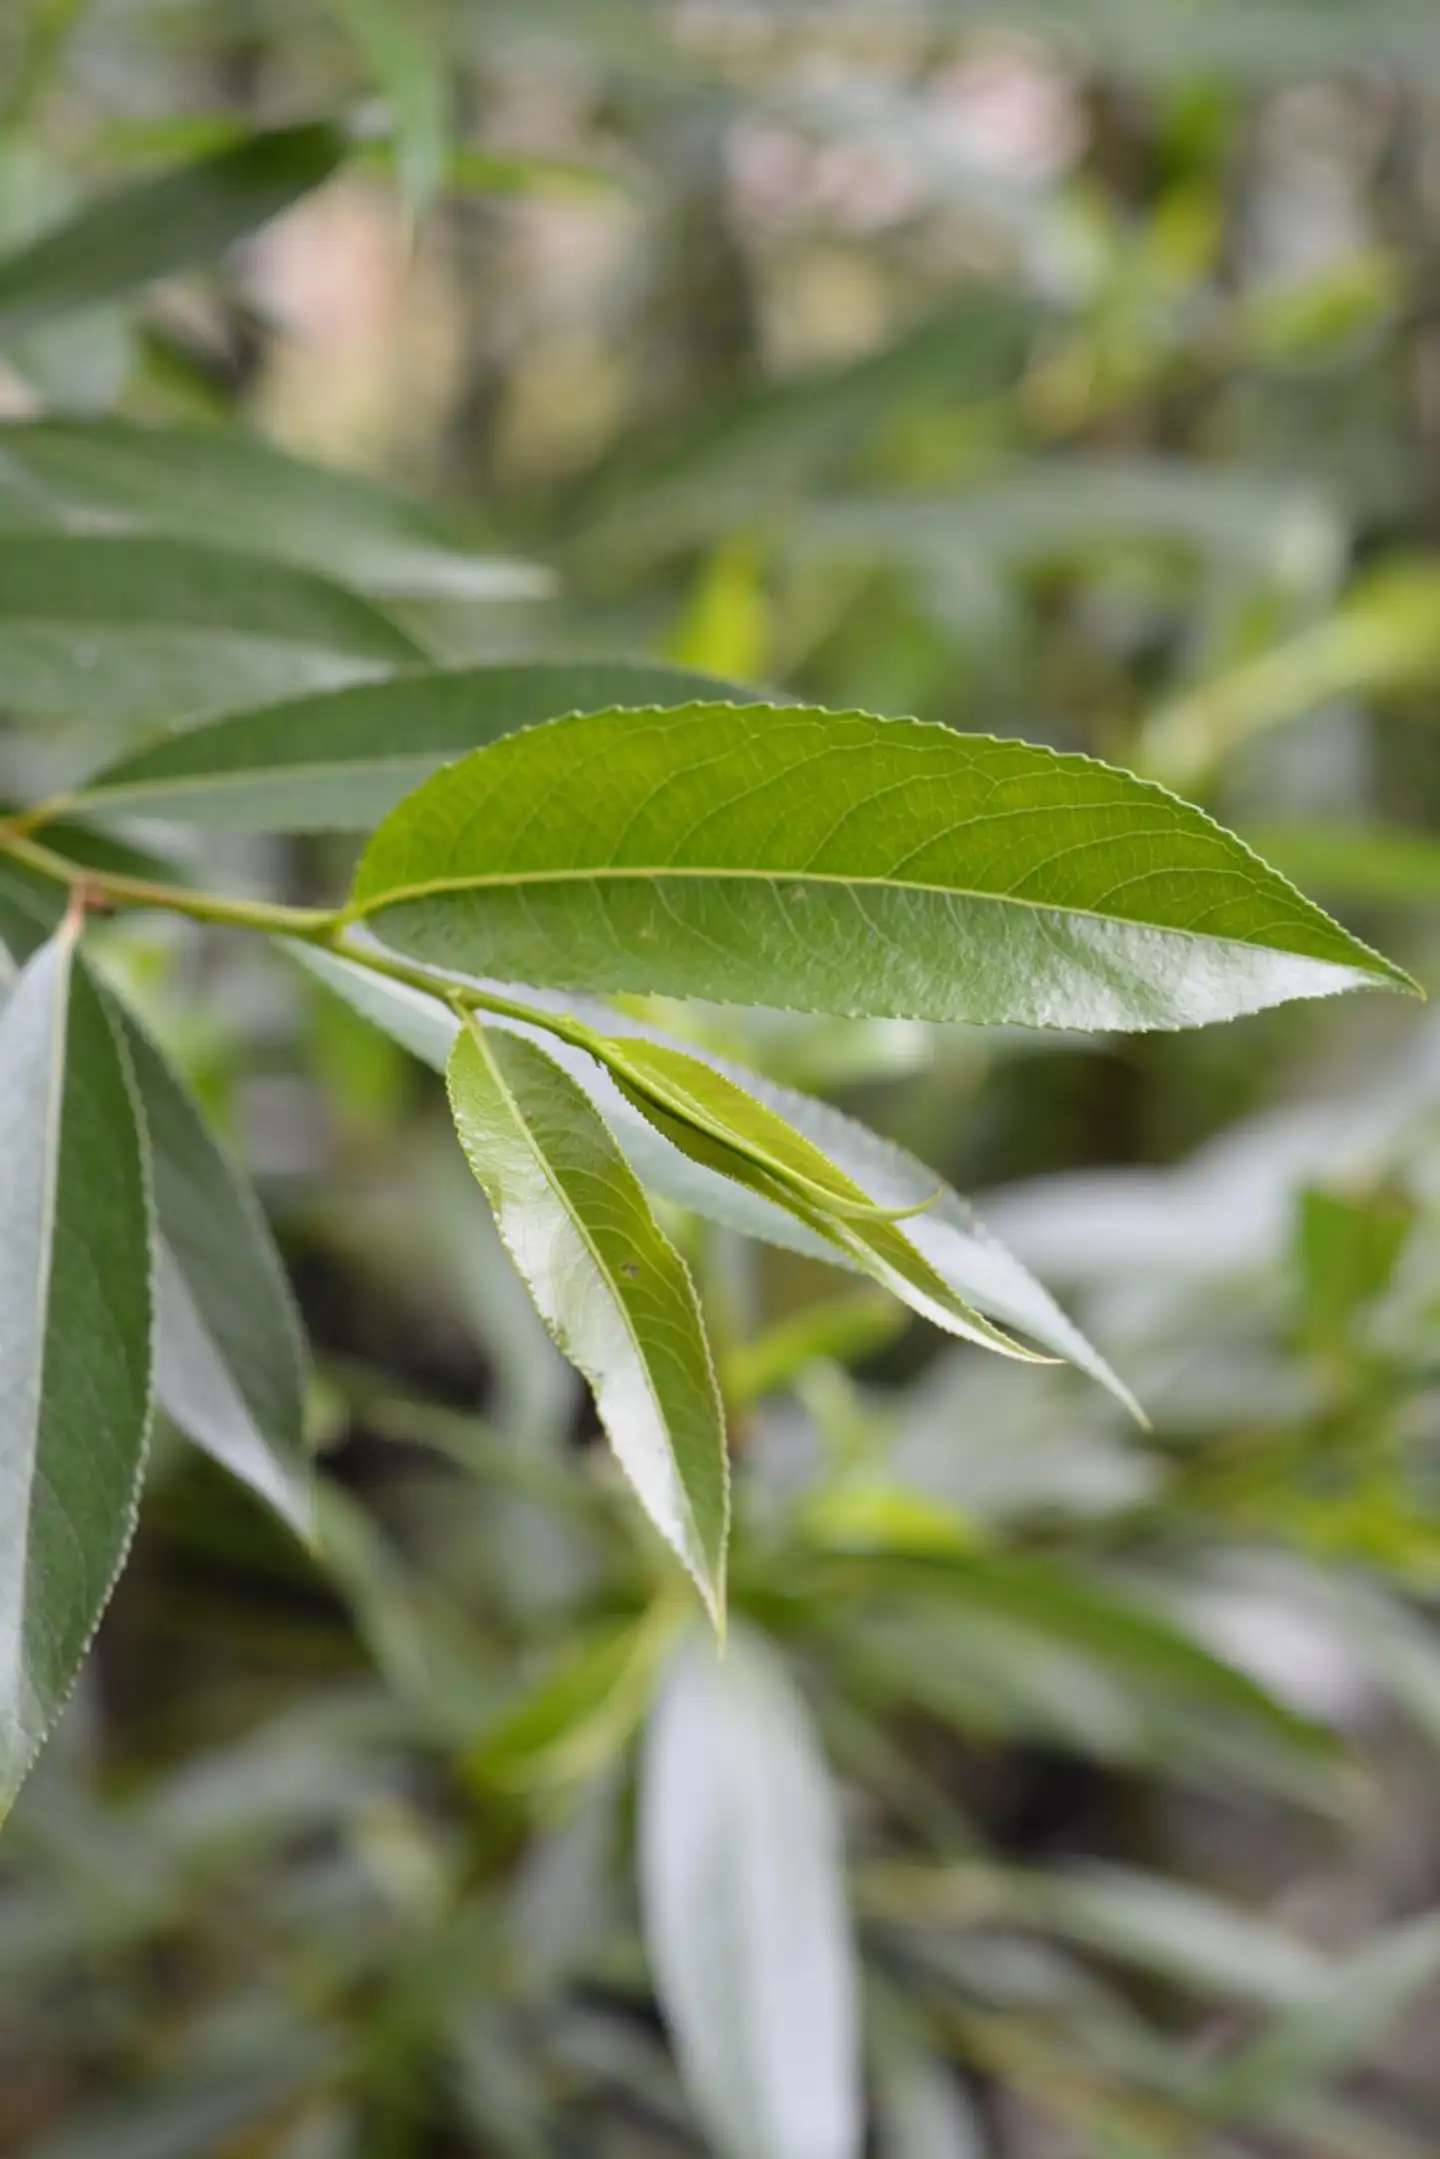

[0,420,547,601]
[114,1007,311,1541]
[0,921,153,1816]
[597,1033,1046,1361]
[471,1607,676,1792]
[71,662,758,830]
[1198,1916,1440,2123]
[351,702,1412,1031]
[327,0,450,213]
[640,1626,861,2159]
[0,534,423,727]
[0,121,346,341]
[287,945,1140,1414]
[445,1019,728,1622]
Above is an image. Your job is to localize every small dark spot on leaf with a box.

[619,1262,640,1280]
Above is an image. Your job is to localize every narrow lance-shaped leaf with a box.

[0,920,153,1814]
[350,702,1413,1031]
[327,0,451,213]
[0,122,347,341]
[640,1627,862,2159]
[289,941,1139,1416]
[446,1019,729,1622]
[0,533,424,727]
[70,662,760,831]
[596,1033,1048,1362]
[0,419,548,602]
[114,1009,312,1541]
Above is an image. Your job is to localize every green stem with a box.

[0,824,609,1055]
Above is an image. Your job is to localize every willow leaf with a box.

[351,703,1412,1030]
[0,923,153,1815]
[446,1020,728,1622]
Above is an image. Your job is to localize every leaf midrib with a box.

[354,860,1382,973]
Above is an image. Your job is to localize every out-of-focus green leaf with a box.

[472,1609,675,1791]
[0,122,346,341]
[351,701,1412,1026]
[913,0,1440,80]
[1198,1916,1440,2121]
[640,1627,861,2159]
[871,2006,988,2159]
[446,1020,729,1622]
[0,922,152,1816]
[0,421,547,600]
[328,0,449,212]
[114,1005,311,1540]
[726,1290,903,1408]
[1294,1184,1414,1339]
[1142,562,1440,790]
[0,534,424,727]
[575,293,1039,570]
[1244,822,1440,909]
[72,662,756,829]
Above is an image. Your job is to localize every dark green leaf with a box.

[446,1020,728,1621]
[0,534,423,726]
[72,662,757,829]
[351,702,1411,1029]
[114,1007,311,1540]
[0,122,346,341]
[640,1627,861,2159]
[0,921,153,1815]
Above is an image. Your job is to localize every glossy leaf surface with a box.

[599,1034,1043,1360]
[352,702,1410,1030]
[0,925,152,1814]
[640,1628,861,2159]
[446,1021,728,1620]
[0,123,345,340]
[74,662,755,829]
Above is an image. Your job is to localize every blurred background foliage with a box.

[8,2,1440,2155]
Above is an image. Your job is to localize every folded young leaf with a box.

[350,703,1413,1030]
[640,1627,862,2159]
[0,921,153,1816]
[0,421,546,602]
[72,662,759,830]
[290,944,1138,1412]
[446,1019,728,1623]
[114,1008,311,1541]
[0,534,424,728]
[0,123,346,342]
[598,1035,1046,1362]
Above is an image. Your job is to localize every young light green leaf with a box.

[327,0,450,213]
[445,1020,728,1623]
[0,921,153,1816]
[350,703,1412,1031]
[1198,1916,1440,2122]
[0,534,423,726]
[288,942,1140,1415]
[640,1627,861,2159]
[71,662,757,830]
[0,122,346,340]
[598,1034,1046,1361]
[0,420,547,601]
[113,1008,311,1541]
